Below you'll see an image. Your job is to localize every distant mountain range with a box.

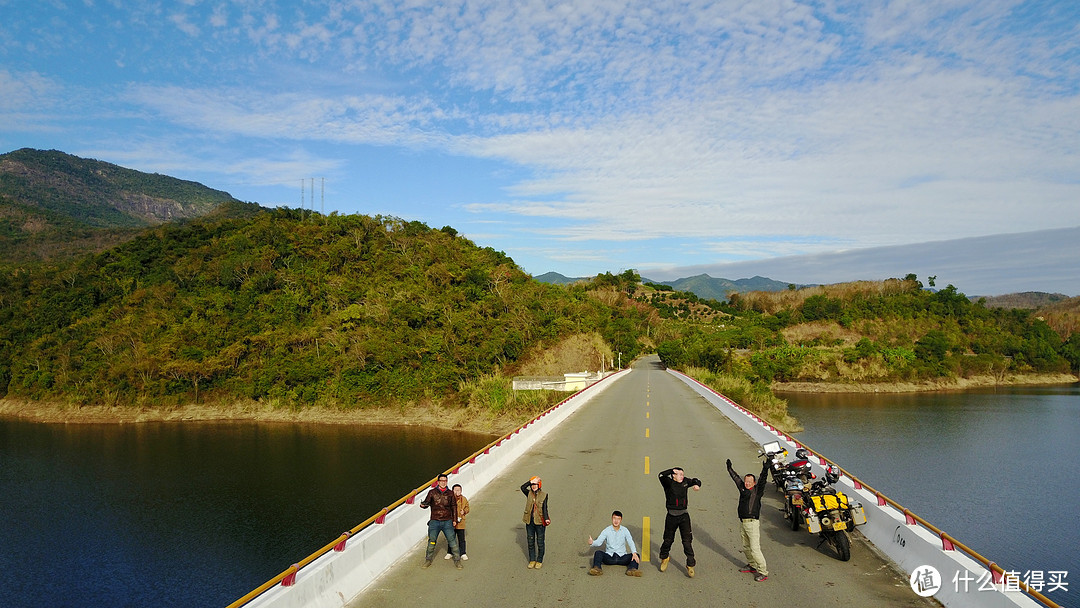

[535,270,1075,307]
[533,271,799,300]
[646,226,1080,298]
[0,148,248,262]
[978,292,1073,309]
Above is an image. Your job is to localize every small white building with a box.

[512,372,606,392]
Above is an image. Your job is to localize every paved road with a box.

[350,357,937,607]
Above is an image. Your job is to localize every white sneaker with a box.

[462,554,468,561]
[444,553,452,560]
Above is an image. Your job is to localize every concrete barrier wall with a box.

[242,369,629,608]
[668,369,1043,608]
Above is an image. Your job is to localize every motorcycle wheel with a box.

[789,504,800,531]
[832,530,851,561]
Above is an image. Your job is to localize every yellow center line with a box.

[644,456,650,475]
[645,428,650,438]
[642,516,650,562]
[646,411,650,419]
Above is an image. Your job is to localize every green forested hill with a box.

[0,148,240,262]
[659,274,797,301]
[656,278,1080,385]
[0,209,650,409]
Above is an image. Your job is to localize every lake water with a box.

[782,383,1080,608]
[0,421,493,608]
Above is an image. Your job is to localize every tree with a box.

[1062,333,1080,375]
[915,330,950,363]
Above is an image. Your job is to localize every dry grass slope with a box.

[1037,296,1080,339]
[734,279,914,315]
[514,332,614,376]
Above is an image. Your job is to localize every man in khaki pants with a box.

[726,458,771,582]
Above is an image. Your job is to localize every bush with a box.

[683,367,801,432]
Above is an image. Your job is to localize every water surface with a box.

[0,421,492,607]
[783,384,1080,608]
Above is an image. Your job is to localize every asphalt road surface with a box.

[349,356,938,607]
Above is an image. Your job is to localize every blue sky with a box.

[2,1,1078,289]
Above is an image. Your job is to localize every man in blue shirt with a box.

[587,510,642,576]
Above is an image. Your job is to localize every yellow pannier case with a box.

[811,492,848,512]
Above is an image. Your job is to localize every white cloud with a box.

[5,0,1080,288]
[0,69,60,112]
[122,84,453,148]
[169,12,201,37]
[82,140,344,190]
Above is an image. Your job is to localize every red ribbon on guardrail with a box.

[281,564,299,587]
[334,531,351,552]
[941,533,955,551]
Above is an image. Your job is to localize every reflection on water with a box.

[783,384,1080,608]
[0,420,493,608]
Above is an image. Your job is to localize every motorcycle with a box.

[758,441,789,491]
[760,443,814,531]
[797,465,866,561]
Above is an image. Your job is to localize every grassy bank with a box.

[0,376,568,435]
[773,371,1078,393]
[682,366,803,433]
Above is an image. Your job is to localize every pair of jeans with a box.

[525,522,546,563]
[425,519,460,562]
[659,512,695,566]
[455,528,467,555]
[591,551,638,571]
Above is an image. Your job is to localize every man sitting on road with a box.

[587,510,642,576]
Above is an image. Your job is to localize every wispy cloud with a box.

[3,1,1079,291]
[122,84,453,147]
[0,69,61,112]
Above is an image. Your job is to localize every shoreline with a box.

[0,398,514,435]
[772,372,1078,394]
[4,371,1075,428]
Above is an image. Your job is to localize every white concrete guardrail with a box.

[668,368,1056,608]
[228,369,628,608]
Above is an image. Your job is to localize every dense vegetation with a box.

[656,277,1080,385]
[0,209,653,412]
[5,148,1075,434]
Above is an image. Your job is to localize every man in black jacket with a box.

[727,458,771,581]
[658,467,701,577]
